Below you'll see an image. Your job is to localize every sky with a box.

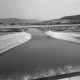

[0,0,80,20]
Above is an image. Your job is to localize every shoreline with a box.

[0,32,31,54]
[45,31,80,43]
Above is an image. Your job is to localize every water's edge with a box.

[45,31,80,43]
[0,32,31,54]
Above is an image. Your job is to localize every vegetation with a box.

[0,15,80,26]
[0,15,80,32]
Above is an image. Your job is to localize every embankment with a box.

[0,32,31,54]
[45,31,80,43]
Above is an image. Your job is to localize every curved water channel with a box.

[0,28,80,79]
[0,32,31,54]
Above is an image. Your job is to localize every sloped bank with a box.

[0,32,31,54]
[45,31,80,43]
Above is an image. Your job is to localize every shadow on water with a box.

[0,47,14,57]
[0,52,5,57]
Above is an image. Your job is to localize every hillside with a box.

[60,14,80,20]
[32,19,61,25]
[0,18,41,25]
[0,14,80,26]
[34,14,80,25]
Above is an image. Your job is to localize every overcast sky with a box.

[0,0,80,20]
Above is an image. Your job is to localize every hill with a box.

[34,14,80,25]
[60,14,80,20]
[0,18,42,25]
[0,14,80,26]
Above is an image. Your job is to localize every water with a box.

[0,28,80,78]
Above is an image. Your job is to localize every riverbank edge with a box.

[0,32,31,54]
[45,31,80,43]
